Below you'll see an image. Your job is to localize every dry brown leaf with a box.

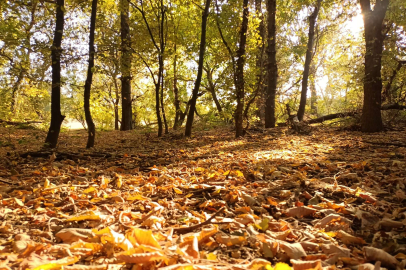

[280,242,307,260]
[285,206,317,218]
[374,218,404,230]
[314,214,352,231]
[215,233,247,247]
[320,244,350,257]
[364,246,399,268]
[290,259,322,270]
[336,230,366,245]
[117,251,165,264]
[56,228,95,244]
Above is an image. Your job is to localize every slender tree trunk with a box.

[360,0,389,132]
[120,0,132,131]
[113,80,120,130]
[11,69,25,113]
[309,62,317,114]
[172,39,181,129]
[265,0,277,128]
[185,0,211,137]
[297,0,321,121]
[160,74,168,134]
[206,67,223,114]
[84,0,97,148]
[234,0,249,137]
[45,0,65,148]
[156,55,163,136]
[159,3,168,134]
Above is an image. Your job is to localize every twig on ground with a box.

[173,207,225,234]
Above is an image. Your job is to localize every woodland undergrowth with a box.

[0,125,406,270]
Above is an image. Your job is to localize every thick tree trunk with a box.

[185,0,211,137]
[84,0,97,148]
[234,0,249,137]
[360,0,388,132]
[254,0,265,124]
[265,0,277,128]
[297,0,321,121]
[120,0,132,131]
[45,0,65,148]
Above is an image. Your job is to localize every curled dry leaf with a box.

[215,233,247,247]
[336,230,366,245]
[285,206,317,218]
[63,265,108,270]
[125,228,162,250]
[30,256,79,270]
[321,244,350,257]
[280,242,307,260]
[290,259,322,270]
[364,247,399,268]
[55,228,95,244]
[374,218,404,230]
[314,214,352,231]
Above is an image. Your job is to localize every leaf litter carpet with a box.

[0,126,406,270]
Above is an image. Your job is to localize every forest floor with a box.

[0,125,406,270]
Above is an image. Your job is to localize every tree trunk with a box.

[360,0,389,132]
[382,60,405,103]
[234,0,249,137]
[265,0,277,128]
[297,0,321,121]
[44,0,65,148]
[120,0,132,131]
[185,0,211,137]
[206,67,223,113]
[159,3,168,135]
[310,62,317,114]
[254,0,266,124]
[84,0,97,148]
[172,40,182,130]
[156,55,163,137]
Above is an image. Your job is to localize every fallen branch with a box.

[277,103,406,126]
[0,119,42,125]
[0,178,14,185]
[173,207,225,234]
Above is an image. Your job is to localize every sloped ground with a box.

[0,126,406,270]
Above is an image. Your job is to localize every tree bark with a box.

[205,67,223,114]
[360,0,389,132]
[297,0,321,121]
[172,38,181,130]
[84,0,97,148]
[185,0,211,137]
[265,0,277,128]
[45,0,65,148]
[254,0,266,124]
[234,0,249,137]
[159,1,168,134]
[382,60,405,103]
[120,0,132,131]
[310,62,317,114]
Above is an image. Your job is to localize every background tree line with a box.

[1,0,405,147]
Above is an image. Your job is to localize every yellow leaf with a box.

[83,187,97,194]
[93,227,133,251]
[44,179,50,188]
[195,167,205,172]
[274,262,291,270]
[206,253,217,261]
[126,228,162,250]
[30,256,79,270]
[173,187,183,194]
[126,194,148,201]
[66,211,101,222]
[235,170,244,177]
